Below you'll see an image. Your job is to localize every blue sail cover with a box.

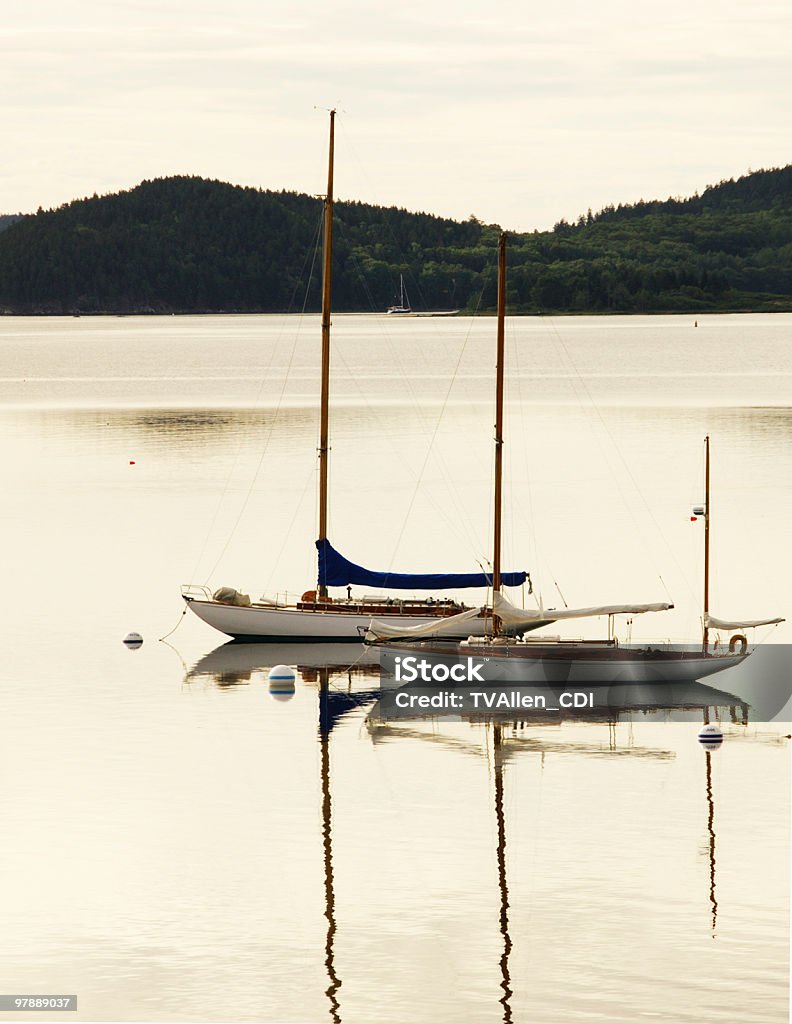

[316,539,527,590]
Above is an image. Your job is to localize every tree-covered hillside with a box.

[0,214,25,234]
[0,167,790,314]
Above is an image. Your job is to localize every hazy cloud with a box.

[1,0,790,228]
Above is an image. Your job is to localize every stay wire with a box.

[189,206,324,585]
[384,255,496,575]
[337,116,495,567]
[342,244,487,562]
[262,460,318,596]
[201,205,326,584]
[190,204,325,584]
[541,316,682,606]
[329,332,483,563]
[511,323,566,608]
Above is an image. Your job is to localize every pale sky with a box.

[1,0,790,230]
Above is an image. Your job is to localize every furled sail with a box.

[365,607,484,641]
[316,539,528,590]
[704,613,784,630]
[492,591,673,628]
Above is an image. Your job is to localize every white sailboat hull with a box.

[185,598,486,642]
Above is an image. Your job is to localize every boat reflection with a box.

[186,642,378,684]
[184,643,740,1015]
[366,679,750,733]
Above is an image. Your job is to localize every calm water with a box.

[0,313,789,1022]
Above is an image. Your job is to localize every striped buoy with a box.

[268,664,296,702]
[698,723,723,748]
[123,632,143,649]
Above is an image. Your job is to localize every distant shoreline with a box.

[3,307,791,318]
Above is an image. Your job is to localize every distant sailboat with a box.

[386,274,412,314]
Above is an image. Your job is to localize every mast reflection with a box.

[493,725,514,1023]
[319,668,342,1022]
[704,749,718,935]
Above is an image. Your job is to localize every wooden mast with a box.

[318,109,335,598]
[492,233,506,630]
[703,434,710,651]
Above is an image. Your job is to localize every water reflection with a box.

[182,643,764,1014]
[319,669,343,1022]
[493,725,513,1023]
[186,643,752,726]
[187,643,377,684]
[705,749,718,934]
[368,680,751,733]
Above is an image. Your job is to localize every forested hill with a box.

[0,214,23,233]
[0,166,790,314]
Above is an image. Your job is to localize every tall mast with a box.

[492,233,507,611]
[703,434,710,651]
[318,109,335,597]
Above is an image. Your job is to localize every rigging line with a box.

[542,316,683,605]
[503,323,523,598]
[510,323,554,608]
[203,208,326,584]
[342,248,485,560]
[327,116,496,569]
[321,202,469,540]
[158,604,188,641]
[191,204,326,584]
[385,256,497,573]
[159,638,190,678]
[329,339,484,560]
[331,124,497,565]
[262,460,318,596]
[361,732,463,981]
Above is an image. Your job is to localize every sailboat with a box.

[366,235,783,682]
[181,112,527,642]
[386,273,412,314]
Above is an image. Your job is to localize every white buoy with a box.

[123,632,143,649]
[268,664,296,702]
[698,723,723,748]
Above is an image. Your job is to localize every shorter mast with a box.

[318,109,335,598]
[703,435,710,651]
[492,233,507,630]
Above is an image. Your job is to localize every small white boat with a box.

[386,273,412,314]
[182,586,490,642]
